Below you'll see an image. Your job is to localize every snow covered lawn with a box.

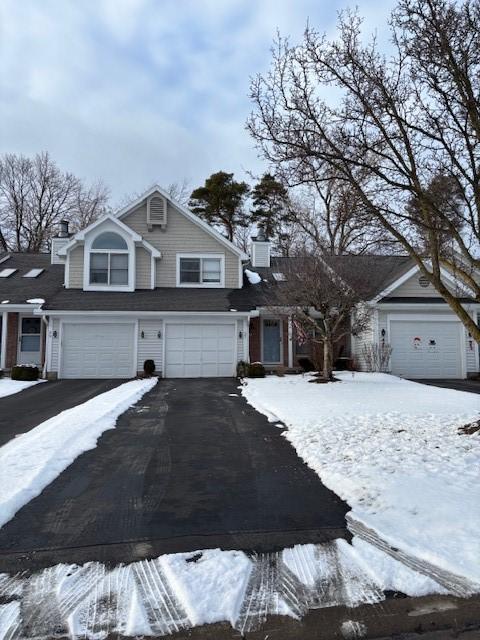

[0,377,44,398]
[241,373,480,587]
[0,377,157,529]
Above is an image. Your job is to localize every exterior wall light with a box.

[157,330,162,339]
[140,330,145,339]
[52,330,57,338]
[239,330,243,339]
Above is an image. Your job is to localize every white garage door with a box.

[61,323,135,379]
[165,323,235,378]
[390,319,463,379]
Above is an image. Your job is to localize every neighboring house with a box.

[0,185,478,380]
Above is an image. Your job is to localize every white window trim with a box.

[176,253,225,288]
[83,228,135,292]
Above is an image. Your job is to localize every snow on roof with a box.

[26,298,45,304]
[245,269,261,285]
[272,272,286,282]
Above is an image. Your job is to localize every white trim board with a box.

[371,263,476,302]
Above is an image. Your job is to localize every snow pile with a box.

[245,269,261,284]
[0,378,44,398]
[241,372,480,585]
[0,377,157,529]
[160,549,251,626]
[26,298,45,304]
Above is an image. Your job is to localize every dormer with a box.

[147,193,167,229]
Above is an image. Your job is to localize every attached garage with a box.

[389,317,464,379]
[165,322,236,378]
[60,323,135,379]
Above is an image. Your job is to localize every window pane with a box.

[92,232,128,250]
[180,258,200,283]
[110,254,128,269]
[90,253,108,283]
[22,317,41,334]
[202,258,221,283]
[21,335,40,351]
[110,269,128,284]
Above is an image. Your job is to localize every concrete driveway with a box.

[0,378,127,447]
[0,378,349,572]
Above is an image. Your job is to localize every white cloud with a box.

[0,0,397,204]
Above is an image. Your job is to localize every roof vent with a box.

[147,194,167,228]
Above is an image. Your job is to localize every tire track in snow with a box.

[0,539,451,639]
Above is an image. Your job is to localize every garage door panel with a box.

[390,319,462,379]
[165,323,235,378]
[62,323,135,379]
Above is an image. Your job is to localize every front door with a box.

[262,319,282,364]
[18,316,42,365]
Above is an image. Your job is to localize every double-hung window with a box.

[178,255,222,286]
[89,232,129,286]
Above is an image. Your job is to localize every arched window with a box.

[92,232,128,251]
[90,231,129,285]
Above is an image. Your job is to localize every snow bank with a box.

[0,378,44,399]
[245,269,261,284]
[241,372,480,585]
[0,377,157,529]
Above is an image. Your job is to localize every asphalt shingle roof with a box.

[0,253,65,305]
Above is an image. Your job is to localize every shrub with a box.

[362,342,393,372]
[11,365,39,381]
[248,362,266,378]
[297,357,315,372]
[236,360,249,378]
[143,359,156,377]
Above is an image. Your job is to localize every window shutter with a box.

[147,195,167,227]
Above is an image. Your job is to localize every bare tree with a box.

[268,252,373,379]
[248,0,480,341]
[167,178,191,206]
[0,152,109,251]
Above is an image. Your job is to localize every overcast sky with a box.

[0,0,396,206]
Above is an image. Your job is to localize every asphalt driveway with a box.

[0,378,349,572]
[410,378,480,394]
[0,378,126,447]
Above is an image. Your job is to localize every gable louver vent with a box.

[147,195,167,228]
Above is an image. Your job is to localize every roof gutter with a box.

[34,309,256,318]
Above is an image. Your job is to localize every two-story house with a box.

[0,185,478,379]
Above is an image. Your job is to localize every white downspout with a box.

[287,316,293,368]
[41,316,49,379]
[0,311,7,370]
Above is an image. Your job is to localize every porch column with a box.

[0,311,7,370]
[287,316,293,368]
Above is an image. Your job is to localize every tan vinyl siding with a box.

[137,320,163,374]
[391,273,453,297]
[123,202,241,288]
[135,246,152,289]
[68,245,84,288]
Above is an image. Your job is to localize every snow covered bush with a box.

[11,365,39,381]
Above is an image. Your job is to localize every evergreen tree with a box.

[189,171,250,241]
[250,173,290,239]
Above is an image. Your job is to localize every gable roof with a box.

[0,253,65,305]
[115,184,249,260]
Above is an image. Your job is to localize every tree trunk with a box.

[323,339,334,380]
